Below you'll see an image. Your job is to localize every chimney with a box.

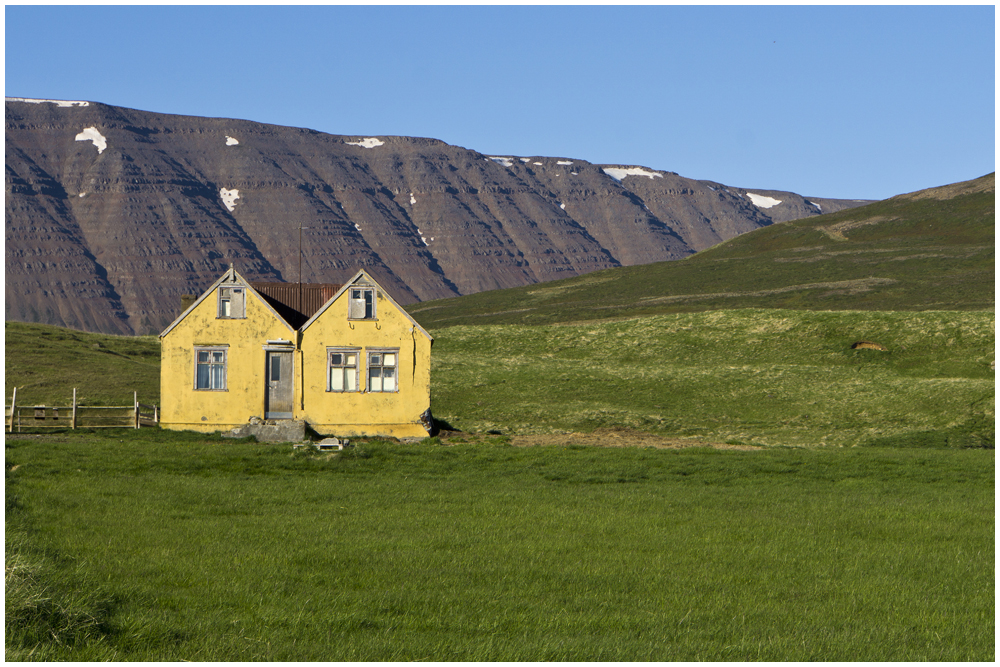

[180,294,197,314]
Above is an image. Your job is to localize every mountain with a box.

[408,173,995,328]
[5,97,871,335]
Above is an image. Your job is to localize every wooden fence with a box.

[6,388,158,432]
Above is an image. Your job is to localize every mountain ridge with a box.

[6,97,871,334]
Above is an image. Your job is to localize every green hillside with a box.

[409,174,994,328]
[4,322,160,408]
[6,308,993,448]
[430,309,994,448]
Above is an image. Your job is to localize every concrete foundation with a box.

[223,419,306,443]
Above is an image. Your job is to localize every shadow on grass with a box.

[864,422,994,449]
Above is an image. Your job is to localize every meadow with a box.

[431,309,994,448]
[7,309,994,448]
[4,322,160,408]
[5,431,994,661]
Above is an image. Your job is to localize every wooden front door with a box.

[265,351,293,419]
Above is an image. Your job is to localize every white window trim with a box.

[217,284,246,319]
[366,348,400,393]
[347,287,377,321]
[194,345,229,391]
[327,347,362,393]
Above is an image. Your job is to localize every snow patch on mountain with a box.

[75,127,107,154]
[808,200,822,211]
[226,136,239,146]
[603,167,663,181]
[557,161,573,165]
[410,193,416,205]
[746,192,782,209]
[347,138,384,148]
[220,188,240,212]
[489,157,514,167]
[8,97,89,107]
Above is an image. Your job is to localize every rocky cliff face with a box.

[5,98,871,334]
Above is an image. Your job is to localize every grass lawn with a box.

[431,309,994,448]
[5,322,160,407]
[5,430,994,661]
[8,309,993,449]
[4,308,994,660]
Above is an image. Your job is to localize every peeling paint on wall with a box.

[160,270,432,438]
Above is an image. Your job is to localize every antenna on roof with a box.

[298,225,309,314]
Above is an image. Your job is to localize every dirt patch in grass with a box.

[439,428,761,450]
[629,277,898,306]
[819,216,891,240]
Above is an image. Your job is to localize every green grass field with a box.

[8,309,993,449]
[6,431,994,661]
[430,309,994,448]
[4,322,160,408]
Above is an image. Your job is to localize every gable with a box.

[300,270,433,341]
[159,266,296,338]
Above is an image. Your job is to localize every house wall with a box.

[298,288,432,438]
[160,288,295,432]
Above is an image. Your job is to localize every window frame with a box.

[327,347,362,393]
[366,348,400,393]
[347,287,376,321]
[194,345,229,391]
[217,284,246,319]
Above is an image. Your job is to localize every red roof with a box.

[250,282,342,328]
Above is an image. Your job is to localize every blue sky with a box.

[5,5,994,200]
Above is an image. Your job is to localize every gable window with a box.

[328,349,360,392]
[195,347,227,390]
[348,287,375,320]
[367,350,398,393]
[218,284,246,319]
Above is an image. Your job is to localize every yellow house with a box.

[159,266,433,438]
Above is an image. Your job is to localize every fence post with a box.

[8,387,16,433]
[134,391,139,429]
[72,388,77,429]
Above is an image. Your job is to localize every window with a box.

[348,287,375,319]
[195,347,227,390]
[367,350,398,392]
[328,349,360,392]
[218,284,245,319]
